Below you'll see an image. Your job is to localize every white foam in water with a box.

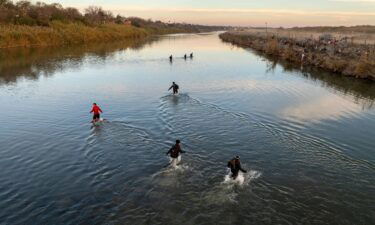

[169,155,181,168]
[223,169,261,186]
[92,118,106,126]
[167,155,190,171]
[149,156,190,188]
[152,156,188,179]
[203,169,261,204]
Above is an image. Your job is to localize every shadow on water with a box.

[160,93,191,106]
[283,61,375,108]
[222,41,375,109]
[0,37,160,85]
[264,52,375,109]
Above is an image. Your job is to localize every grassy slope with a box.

[0,22,148,48]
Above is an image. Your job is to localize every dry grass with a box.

[265,39,279,56]
[0,22,148,48]
[236,28,375,45]
[355,54,375,79]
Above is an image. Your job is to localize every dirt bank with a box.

[220,31,375,80]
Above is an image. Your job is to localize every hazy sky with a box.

[36,0,375,27]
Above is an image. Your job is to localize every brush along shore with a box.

[0,0,226,48]
[220,30,375,80]
[0,22,148,48]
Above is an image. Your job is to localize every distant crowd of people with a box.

[169,52,193,62]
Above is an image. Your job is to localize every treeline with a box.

[0,0,227,48]
[0,0,110,26]
[128,17,228,34]
[0,0,227,31]
[0,0,141,26]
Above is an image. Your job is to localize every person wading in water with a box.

[168,82,180,95]
[90,103,103,123]
[166,140,185,167]
[227,156,247,179]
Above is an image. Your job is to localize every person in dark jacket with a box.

[166,140,185,167]
[168,82,179,95]
[227,156,247,179]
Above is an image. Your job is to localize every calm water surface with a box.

[1,33,375,225]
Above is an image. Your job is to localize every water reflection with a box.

[0,37,159,85]
[281,94,362,122]
[1,32,374,225]
[223,42,375,109]
[287,64,375,110]
[265,56,375,121]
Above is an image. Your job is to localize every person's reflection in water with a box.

[90,122,103,133]
[171,95,179,105]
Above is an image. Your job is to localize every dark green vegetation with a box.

[0,0,226,48]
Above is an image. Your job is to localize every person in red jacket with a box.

[90,103,103,123]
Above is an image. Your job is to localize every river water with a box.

[0,33,374,225]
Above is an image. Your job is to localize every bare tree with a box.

[85,6,104,24]
[64,7,82,21]
[84,6,114,24]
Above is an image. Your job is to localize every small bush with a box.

[354,59,375,78]
[265,39,279,55]
[324,57,347,72]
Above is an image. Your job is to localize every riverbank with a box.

[220,30,375,80]
[0,22,149,48]
[0,1,226,49]
[0,22,225,49]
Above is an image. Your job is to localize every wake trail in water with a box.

[148,156,193,192]
[201,168,262,204]
[160,93,375,171]
[223,169,262,186]
[82,120,163,174]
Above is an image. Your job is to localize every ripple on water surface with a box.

[0,33,374,225]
